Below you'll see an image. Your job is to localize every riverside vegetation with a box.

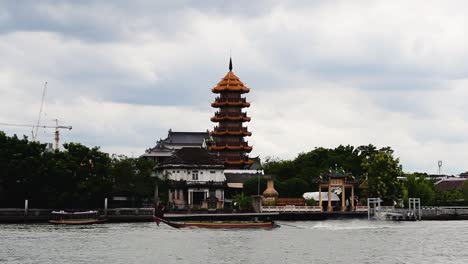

[1,131,467,209]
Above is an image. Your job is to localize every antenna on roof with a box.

[229,57,233,72]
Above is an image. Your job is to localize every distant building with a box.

[155,147,225,209]
[223,169,264,204]
[141,129,211,163]
[435,177,467,192]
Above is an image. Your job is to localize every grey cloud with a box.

[1,0,468,174]
[0,0,282,42]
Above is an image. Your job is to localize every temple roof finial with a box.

[229,57,233,72]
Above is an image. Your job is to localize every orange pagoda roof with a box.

[210,145,253,152]
[212,71,250,94]
[210,115,251,122]
[211,130,252,137]
[225,159,254,166]
[211,100,250,108]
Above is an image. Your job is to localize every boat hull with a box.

[154,216,277,229]
[48,219,107,225]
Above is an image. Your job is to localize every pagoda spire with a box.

[229,57,233,72]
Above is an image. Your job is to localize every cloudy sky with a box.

[1,0,467,174]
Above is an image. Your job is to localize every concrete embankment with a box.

[1,207,467,223]
[0,208,155,223]
[421,207,468,220]
[0,208,373,223]
[164,211,368,221]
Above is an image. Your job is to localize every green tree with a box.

[0,132,46,207]
[362,149,403,204]
[404,174,436,205]
[242,177,267,196]
[463,181,468,202]
[110,155,156,204]
[276,177,310,198]
[233,192,252,210]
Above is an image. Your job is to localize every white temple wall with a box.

[164,168,225,182]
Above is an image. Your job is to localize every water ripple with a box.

[0,220,467,264]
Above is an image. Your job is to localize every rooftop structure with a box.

[161,147,223,167]
[210,59,253,169]
[319,173,356,212]
[142,129,211,163]
[435,177,467,192]
[224,169,264,189]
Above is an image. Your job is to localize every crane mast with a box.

[33,82,47,141]
[0,82,72,151]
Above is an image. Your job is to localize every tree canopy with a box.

[0,131,156,208]
[1,131,466,208]
[262,145,404,202]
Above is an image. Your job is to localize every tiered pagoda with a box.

[210,59,253,169]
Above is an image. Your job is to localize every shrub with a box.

[305,198,317,206]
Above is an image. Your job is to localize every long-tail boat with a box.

[153,216,277,229]
[49,210,106,225]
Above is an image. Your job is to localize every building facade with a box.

[210,59,253,169]
[156,147,225,209]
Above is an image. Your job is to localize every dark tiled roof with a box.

[225,173,257,183]
[162,131,209,145]
[146,131,210,153]
[249,156,263,170]
[435,179,466,192]
[162,147,222,166]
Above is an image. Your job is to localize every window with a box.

[176,190,180,200]
[176,171,179,173]
[171,189,175,200]
[210,171,216,174]
[192,171,198,180]
[200,171,203,174]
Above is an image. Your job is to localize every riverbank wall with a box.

[0,208,155,223]
[1,207,467,223]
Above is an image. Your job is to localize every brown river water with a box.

[1,220,467,264]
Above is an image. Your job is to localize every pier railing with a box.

[105,208,154,216]
[0,208,52,217]
[261,205,322,213]
[355,206,368,212]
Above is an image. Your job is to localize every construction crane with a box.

[0,120,72,150]
[33,82,48,141]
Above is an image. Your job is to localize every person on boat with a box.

[155,203,166,218]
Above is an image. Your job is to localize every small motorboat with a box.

[154,216,278,229]
[49,210,106,225]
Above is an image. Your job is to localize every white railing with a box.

[261,205,322,212]
[377,206,395,211]
[106,208,155,216]
[355,206,368,212]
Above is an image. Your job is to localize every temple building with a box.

[146,60,261,210]
[141,129,211,163]
[209,59,253,169]
[155,147,225,209]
